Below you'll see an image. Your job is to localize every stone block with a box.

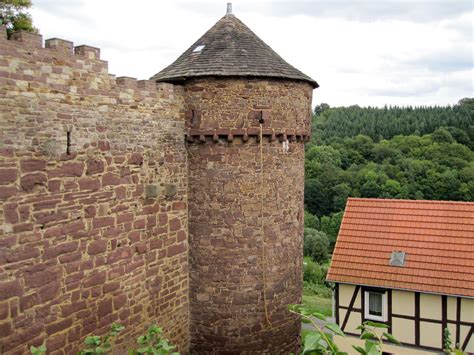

[145,184,159,199]
[0,168,17,184]
[164,184,177,198]
[45,38,74,53]
[20,172,47,192]
[10,31,43,47]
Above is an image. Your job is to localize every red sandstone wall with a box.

[0,28,189,354]
[185,78,313,353]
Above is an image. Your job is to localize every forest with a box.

[302,98,474,292]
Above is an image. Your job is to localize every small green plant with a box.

[29,323,180,355]
[29,344,46,355]
[79,323,125,354]
[128,324,179,355]
[289,304,347,354]
[443,327,466,355]
[444,327,454,354]
[352,321,400,355]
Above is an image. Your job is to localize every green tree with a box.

[320,211,344,252]
[381,179,402,198]
[303,228,329,263]
[432,127,455,144]
[332,183,351,210]
[304,210,320,229]
[0,0,37,38]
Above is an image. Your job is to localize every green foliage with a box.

[304,103,474,255]
[303,257,328,285]
[301,293,333,316]
[314,103,473,145]
[0,0,37,38]
[129,325,179,355]
[30,324,179,355]
[320,212,343,249]
[443,327,466,355]
[304,229,330,263]
[304,210,320,229]
[29,344,46,355]
[292,306,401,355]
[444,327,453,353]
[289,304,347,355]
[79,323,125,354]
[353,321,400,355]
[303,281,332,299]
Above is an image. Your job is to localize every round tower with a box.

[152,4,318,353]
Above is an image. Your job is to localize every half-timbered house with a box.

[327,198,474,352]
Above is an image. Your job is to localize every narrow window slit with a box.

[66,131,71,155]
[191,110,198,126]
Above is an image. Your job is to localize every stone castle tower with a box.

[152,5,318,353]
[0,4,316,354]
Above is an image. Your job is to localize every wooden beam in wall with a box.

[415,292,420,346]
[341,285,360,331]
[388,289,393,334]
[462,325,473,352]
[456,297,461,346]
[442,295,447,348]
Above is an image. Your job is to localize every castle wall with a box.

[0,28,189,353]
[185,78,313,353]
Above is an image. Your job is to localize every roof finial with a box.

[226,3,232,15]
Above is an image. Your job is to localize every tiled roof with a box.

[151,14,318,88]
[327,198,474,298]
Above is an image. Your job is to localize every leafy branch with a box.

[289,304,347,354]
[352,321,400,355]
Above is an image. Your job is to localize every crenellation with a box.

[10,31,43,47]
[74,45,100,60]
[45,38,74,54]
[116,76,138,88]
[137,79,157,91]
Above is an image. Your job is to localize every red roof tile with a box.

[327,198,474,297]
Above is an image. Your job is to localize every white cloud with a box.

[30,0,473,107]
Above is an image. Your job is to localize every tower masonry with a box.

[0,4,317,354]
[152,5,318,353]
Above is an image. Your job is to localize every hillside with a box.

[304,99,474,251]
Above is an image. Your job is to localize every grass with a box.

[301,294,333,317]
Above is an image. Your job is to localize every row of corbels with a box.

[186,129,310,143]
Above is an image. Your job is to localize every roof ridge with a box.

[348,197,474,206]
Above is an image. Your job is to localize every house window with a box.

[364,291,387,322]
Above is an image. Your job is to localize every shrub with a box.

[303,228,330,263]
[303,256,328,286]
[304,210,320,229]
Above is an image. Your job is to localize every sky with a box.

[30,1,473,108]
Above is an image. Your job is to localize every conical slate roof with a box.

[151,13,318,88]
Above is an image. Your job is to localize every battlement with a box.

[0,26,175,98]
[0,26,184,156]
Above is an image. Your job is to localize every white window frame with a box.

[364,291,387,322]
